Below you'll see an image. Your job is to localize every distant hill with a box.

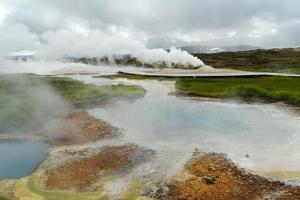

[179,45,261,54]
[193,47,300,73]
[5,50,35,61]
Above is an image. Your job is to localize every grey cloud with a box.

[0,0,300,56]
[0,23,38,55]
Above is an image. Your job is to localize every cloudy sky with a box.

[0,0,299,57]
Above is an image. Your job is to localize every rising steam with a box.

[36,29,205,68]
[0,74,69,133]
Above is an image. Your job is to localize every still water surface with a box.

[0,139,49,179]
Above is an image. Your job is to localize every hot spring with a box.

[2,72,300,182]
[66,75,300,181]
[0,139,49,179]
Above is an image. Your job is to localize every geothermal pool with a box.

[0,139,49,179]
[72,75,300,181]
[2,72,300,182]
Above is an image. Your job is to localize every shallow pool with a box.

[86,78,300,180]
[0,139,49,179]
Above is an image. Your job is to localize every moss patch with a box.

[43,77,146,107]
[176,76,300,106]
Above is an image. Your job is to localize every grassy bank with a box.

[176,76,300,106]
[0,75,145,132]
[100,73,300,106]
[194,48,300,73]
[24,172,108,200]
[44,77,146,107]
[9,171,147,200]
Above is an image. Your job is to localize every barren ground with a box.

[44,145,154,192]
[41,110,119,146]
[151,153,300,200]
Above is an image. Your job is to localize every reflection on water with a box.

[0,139,49,179]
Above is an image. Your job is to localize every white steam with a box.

[137,47,204,67]
[0,59,98,75]
[36,29,205,67]
[0,75,70,133]
[0,20,205,67]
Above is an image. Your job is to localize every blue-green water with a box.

[59,75,300,179]
[0,139,49,179]
[88,79,300,174]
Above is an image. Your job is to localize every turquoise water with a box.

[58,75,300,179]
[0,139,49,179]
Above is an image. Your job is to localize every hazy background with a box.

[0,0,299,59]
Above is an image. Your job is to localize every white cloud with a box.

[0,5,8,25]
[37,28,204,67]
[0,23,38,55]
[249,17,278,39]
[0,0,300,59]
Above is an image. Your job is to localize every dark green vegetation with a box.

[70,56,147,67]
[45,77,146,107]
[176,77,300,106]
[0,196,9,200]
[0,75,145,133]
[195,48,300,73]
[100,72,300,107]
[72,56,196,69]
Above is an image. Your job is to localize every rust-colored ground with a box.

[41,110,119,145]
[44,145,152,191]
[277,187,300,200]
[153,153,300,200]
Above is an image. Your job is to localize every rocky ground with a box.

[2,102,300,199]
[44,145,154,192]
[150,153,300,200]
[40,110,119,146]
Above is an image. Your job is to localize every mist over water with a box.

[0,59,105,75]
[77,77,300,180]
[0,74,68,179]
[0,74,69,133]
[1,66,300,182]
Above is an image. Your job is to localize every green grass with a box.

[23,173,109,200]
[0,196,9,200]
[0,75,145,133]
[176,76,300,106]
[225,66,300,74]
[43,76,146,107]
[194,48,300,74]
[12,172,147,200]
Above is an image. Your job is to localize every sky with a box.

[0,0,300,58]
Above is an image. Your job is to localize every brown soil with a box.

[44,145,153,191]
[41,110,119,145]
[152,153,300,200]
[277,187,300,200]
